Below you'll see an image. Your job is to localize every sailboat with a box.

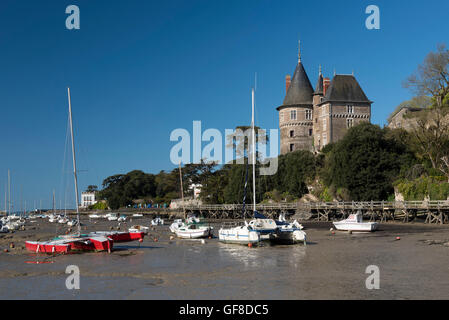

[173,162,212,239]
[218,88,269,245]
[26,88,144,254]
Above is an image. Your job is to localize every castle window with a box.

[323,133,327,146]
[289,130,294,138]
[280,111,284,121]
[290,110,297,120]
[309,129,313,136]
[305,109,312,120]
[347,118,354,128]
[323,118,327,130]
[290,144,294,152]
[347,105,354,114]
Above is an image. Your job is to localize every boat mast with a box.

[8,169,10,216]
[4,183,6,215]
[251,88,256,213]
[67,88,81,234]
[179,161,186,220]
[52,189,55,215]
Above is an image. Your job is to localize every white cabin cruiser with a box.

[175,223,212,239]
[333,212,378,232]
[107,213,118,221]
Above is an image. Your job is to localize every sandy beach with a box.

[1,217,449,300]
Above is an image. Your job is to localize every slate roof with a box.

[320,75,372,105]
[277,62,314,110]
[314,73,324,95]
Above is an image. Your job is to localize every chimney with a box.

[323,77,331,96]
[286,75,291,93]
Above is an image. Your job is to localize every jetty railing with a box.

[77,200,449,224]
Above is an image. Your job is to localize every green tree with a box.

[322,123,416,201]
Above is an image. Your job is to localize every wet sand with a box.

[1,217,449,299]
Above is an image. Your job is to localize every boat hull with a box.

[89,231,145,243]
[270,230,307,244]
[218,228,260,245]
[175,228,211,239]
[333,222,378,232]
[25,241,71,253]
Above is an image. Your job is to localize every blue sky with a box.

[0,0,448,209]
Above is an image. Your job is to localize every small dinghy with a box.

[151,217,164,226]
[218,222,260,245]
[58,217,69,224]
[67,219,78,227]
[107,213,118,221]
[0,224,9,233]
[118,215,127,222]
[129,225,149,234]
[333,211,378,232]
[132,213,143,218]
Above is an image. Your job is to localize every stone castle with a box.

[277,43,373,154]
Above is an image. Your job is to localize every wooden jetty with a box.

[180,201,449,224]
[77,200,449,224]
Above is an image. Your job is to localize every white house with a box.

[80,192,97,209]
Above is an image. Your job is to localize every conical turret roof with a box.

[314,69,324,95]
[278,62,314,109]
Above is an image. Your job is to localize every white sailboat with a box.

[218,88,266,245]
[173,163,212,239]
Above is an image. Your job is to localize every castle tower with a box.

[277,42,314,154]
[313,74,372,150]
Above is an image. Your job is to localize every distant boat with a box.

[333,211,378,232]
[107,213,118,221]
[151,217,164,226]
[129,225,149,234]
